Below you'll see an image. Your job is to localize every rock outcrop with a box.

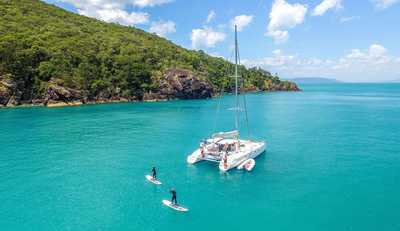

[143,68,213,101]
[261,79,301,92]
[0,74,21,107]
[273,81,301,91]
[44,79,84,106]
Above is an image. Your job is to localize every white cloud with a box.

[79,7,149,25]
[340,16,360,23]
[149,20,176,37]
[266,0,308,43]
[206,10,216,23]
[345,44,389,64]
[312,0,342,16]
[62,0,172,9]
[230,15,254,31]
[242,44,400,82]
[372,0,399,9]
[242,49,297,69]
[61,1,152,25]
[131,0,173,8]
[191,27,226,49]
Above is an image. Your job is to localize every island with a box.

[287,77,341,84]
[0,0,300,108]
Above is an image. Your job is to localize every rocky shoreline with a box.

[1,68,300,109]
[0,69,211,108]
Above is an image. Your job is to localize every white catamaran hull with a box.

[186,147,222,164]
[187,149,202,164]
[219,141,266,172]
[187,139,266,172]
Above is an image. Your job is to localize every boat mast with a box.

[234,25,239,131]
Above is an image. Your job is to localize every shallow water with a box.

[1,83,400,231]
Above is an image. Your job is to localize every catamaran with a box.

[186,25,266,172]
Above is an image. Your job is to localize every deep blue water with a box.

[1,83,399,231]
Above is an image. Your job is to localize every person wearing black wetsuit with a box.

[170,188,177,205]
[151,167,156,179]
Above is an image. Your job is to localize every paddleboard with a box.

[162,200,188,212]
[145,175,162,185]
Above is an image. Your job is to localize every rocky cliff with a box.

[0,69,214,107]
[143,69,213,101]
[0,74,21,107]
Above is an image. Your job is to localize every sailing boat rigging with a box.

[186,25,266,171]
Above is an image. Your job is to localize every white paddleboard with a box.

[145,175,162,185]
[162,200,188,212]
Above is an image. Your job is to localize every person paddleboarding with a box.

[170,188,177,205]
[145,167,161,185]
[151,167,157,180]
[162,188,188,212]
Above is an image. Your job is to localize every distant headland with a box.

[287,77,341,84]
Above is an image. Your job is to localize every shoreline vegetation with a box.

[0,0,300,109]
[0,89,298,109]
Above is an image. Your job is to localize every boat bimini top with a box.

[211,130,239,139]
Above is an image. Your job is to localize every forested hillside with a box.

[0,0,299,107]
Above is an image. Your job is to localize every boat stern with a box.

[187,149,203,164]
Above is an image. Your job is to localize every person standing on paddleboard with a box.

[151,167,157,180]
[170,188,177,205]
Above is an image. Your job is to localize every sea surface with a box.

[1,83,400,231]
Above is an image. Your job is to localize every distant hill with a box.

[0,0,299,108]
[288,77,341,84]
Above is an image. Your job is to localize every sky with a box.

[43,0,400,82]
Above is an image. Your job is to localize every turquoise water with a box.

[1,83,400,231]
